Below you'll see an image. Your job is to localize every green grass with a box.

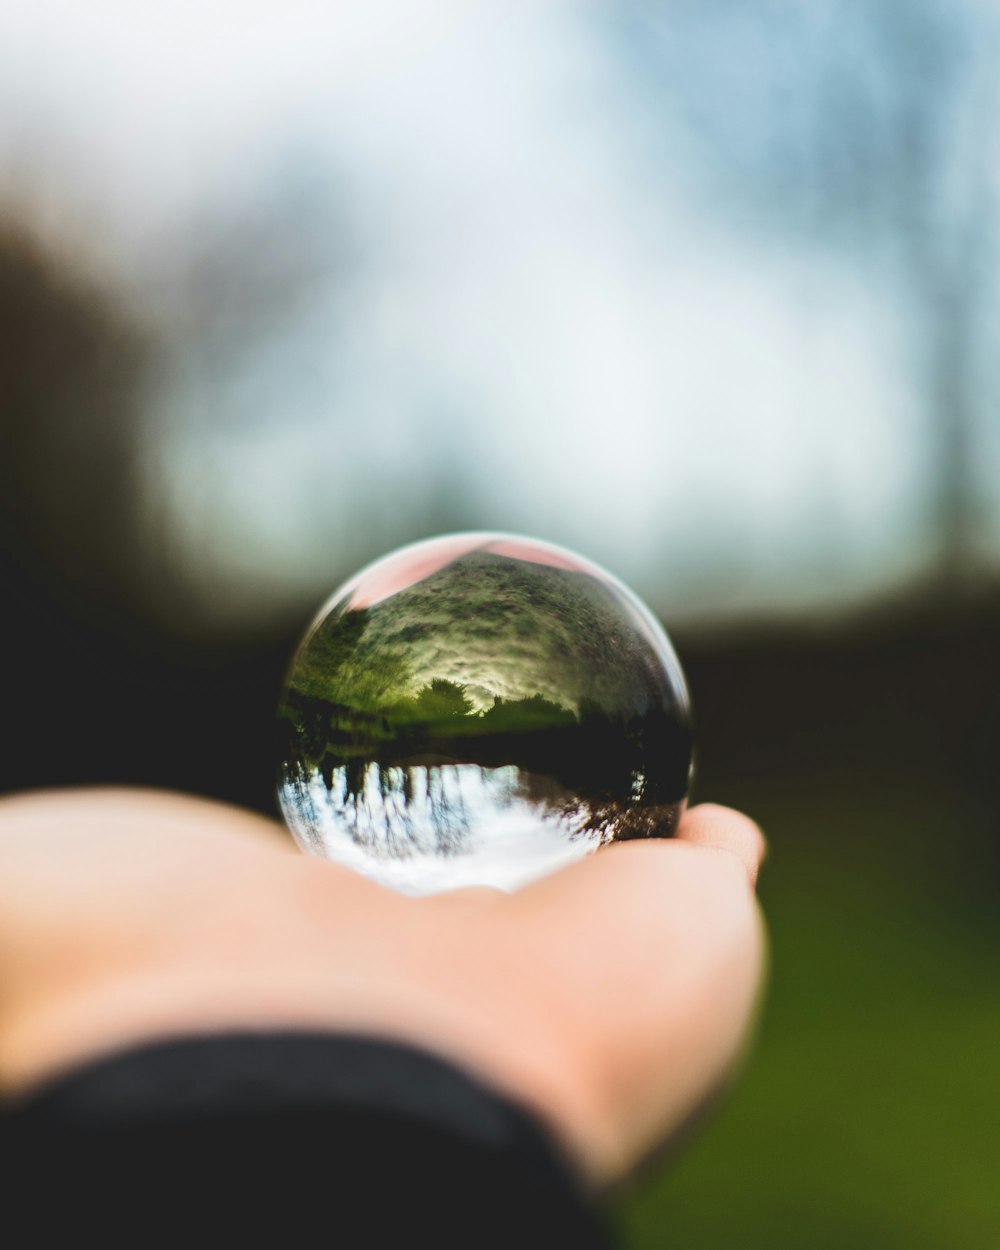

[616,786,1000,1250]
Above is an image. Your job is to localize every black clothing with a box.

[1,1032,614,1248]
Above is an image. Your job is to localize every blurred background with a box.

[1,1,998,1245]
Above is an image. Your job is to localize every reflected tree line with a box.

[279,674,692,845]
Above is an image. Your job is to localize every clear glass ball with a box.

[277,534,693,893]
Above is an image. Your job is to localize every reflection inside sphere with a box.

[277,533,693,893]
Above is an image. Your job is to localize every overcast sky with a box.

[2,0,997,629]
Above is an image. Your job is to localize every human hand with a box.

[0,789,765,1187]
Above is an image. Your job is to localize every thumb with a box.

[674,801,768,887]
[503,804,767,1183]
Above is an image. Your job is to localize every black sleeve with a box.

[0,1032,616,1248]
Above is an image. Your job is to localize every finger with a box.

[675,802,767,887]
[500,832,766,1183]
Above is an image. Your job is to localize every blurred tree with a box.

[610,0,999,585]
[0,222,148,625]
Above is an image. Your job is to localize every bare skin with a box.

[0,788,766,1188]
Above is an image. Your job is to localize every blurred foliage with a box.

[616,614,1000,1248]
[0,224,148,625]
[610,0,1000,582]
[621,789,1000,1249]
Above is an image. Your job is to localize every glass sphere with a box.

[277,534,693,893]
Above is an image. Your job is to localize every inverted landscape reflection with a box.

[277,534,693,893]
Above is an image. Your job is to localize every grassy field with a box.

[614,611,1000,1249]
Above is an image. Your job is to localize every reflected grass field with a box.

[618,783,1000,1249]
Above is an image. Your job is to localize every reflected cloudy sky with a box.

[3,0,998,629]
